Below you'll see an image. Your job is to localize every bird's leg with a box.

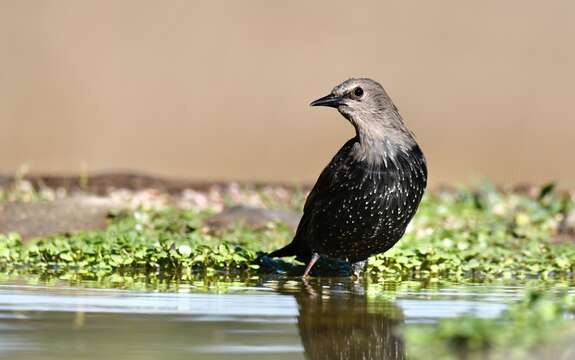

[351,260,368,277]
[303,253,320,277]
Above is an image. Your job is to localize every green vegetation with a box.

[371,182,574,279]
[0,209,294,277]
[1,181,574,280]
[405,288,575,359]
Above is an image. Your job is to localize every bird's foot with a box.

[351,260,368,278]
[302,253,320,277]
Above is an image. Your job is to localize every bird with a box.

[268,78,427,277]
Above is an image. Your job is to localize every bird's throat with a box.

[353,125,416,167]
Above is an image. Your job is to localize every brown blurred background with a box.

[1,0,574,187]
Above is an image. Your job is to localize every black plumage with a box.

[269,78,427,276]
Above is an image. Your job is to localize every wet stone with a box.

[204,205,301,231]
[0,196,122,241]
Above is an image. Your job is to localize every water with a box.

[0,275,566,360]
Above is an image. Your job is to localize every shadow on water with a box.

[285,278,406,360]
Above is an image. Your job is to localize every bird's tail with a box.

[268,234,311,263]
[268,241,299,258]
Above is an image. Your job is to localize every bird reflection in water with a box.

[274,278,405,360]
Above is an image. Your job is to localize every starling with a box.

[269,78,427,276]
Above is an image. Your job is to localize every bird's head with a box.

[310,78,405,135]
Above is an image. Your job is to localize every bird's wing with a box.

[293,139,359,240]
[268,138,358,262]
[301,138,358,214]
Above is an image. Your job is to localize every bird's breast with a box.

[309,145,427,261]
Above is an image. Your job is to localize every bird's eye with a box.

[353,87,364,98]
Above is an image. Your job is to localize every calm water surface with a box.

[0,275,568,360]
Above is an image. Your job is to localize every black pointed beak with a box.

[310,93,343,108]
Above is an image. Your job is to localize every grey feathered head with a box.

[311,78,412,136]
[311,78,418,163]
